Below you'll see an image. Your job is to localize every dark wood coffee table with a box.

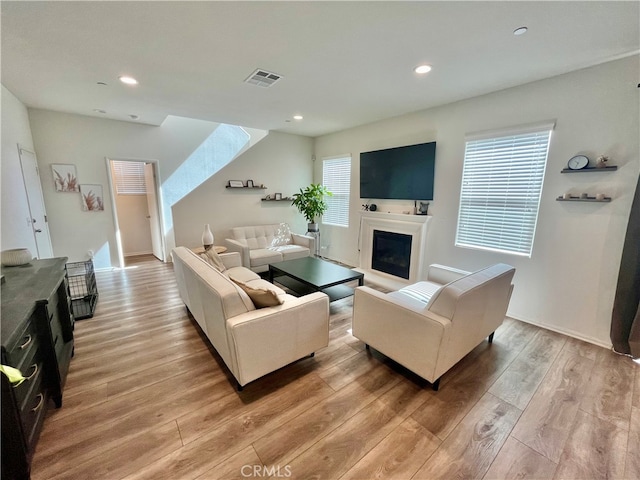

[268,257,364,302]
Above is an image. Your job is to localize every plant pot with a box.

[307,223,319,233]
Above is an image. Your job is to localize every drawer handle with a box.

[19,334,32,350]
[12,364,38,388]
[24,363,38,382]
[31,393,44,413]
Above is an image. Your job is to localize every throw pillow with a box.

[270,222,292,248]
[232,280,284,308]
[199,248,227,273]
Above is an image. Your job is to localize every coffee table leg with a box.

[269,267,274,283]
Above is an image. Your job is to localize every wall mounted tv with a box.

[360,141,436,200]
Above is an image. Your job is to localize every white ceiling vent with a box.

[244,69,283,88]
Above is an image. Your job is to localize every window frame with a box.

[455,122,554,257]
[111,160,147,195]
[322,155,352,228]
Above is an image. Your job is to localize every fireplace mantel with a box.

[356,211,432,289]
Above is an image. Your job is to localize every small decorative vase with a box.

[1,248,33,267]
[202,224,214,250]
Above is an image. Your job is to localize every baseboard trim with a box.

[507,313,612,350]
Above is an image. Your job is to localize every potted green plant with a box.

[291,183,332,232]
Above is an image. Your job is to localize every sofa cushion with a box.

[250,248,283,267]
[233,280,284,308]
[274,244,310,262]
[398,281,441,304]
[226,267,262,284]
[232,225,280,250]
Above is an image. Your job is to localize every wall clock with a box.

[567,155,589,170]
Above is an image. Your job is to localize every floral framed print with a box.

[80,184,104,211]
[51,164,79,192]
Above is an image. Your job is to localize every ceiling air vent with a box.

[244,69,282,88]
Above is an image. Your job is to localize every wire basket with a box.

[65,260,98,320]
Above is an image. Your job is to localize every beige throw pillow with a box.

[199,248,227,273]
[232,280,284,308]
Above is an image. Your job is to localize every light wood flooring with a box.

[31,255,640,480]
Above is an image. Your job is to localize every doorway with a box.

[106,158,164,267]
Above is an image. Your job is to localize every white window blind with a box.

[455,125,553,257]
[322,155,351,227]
[112,160,147,195]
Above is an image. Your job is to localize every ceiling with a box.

[2,1,638,138]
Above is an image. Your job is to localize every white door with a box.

[144,163,164,261]
[18,146,54,258]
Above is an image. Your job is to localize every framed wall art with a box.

[51,164,79,192]
[80,184,104,211]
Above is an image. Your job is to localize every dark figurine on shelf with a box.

[362,203,370,211]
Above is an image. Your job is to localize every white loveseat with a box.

[352,263,515,390]
[171,246,329,388]
[225,224,315,273]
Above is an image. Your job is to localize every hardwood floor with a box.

[31,255,639,480]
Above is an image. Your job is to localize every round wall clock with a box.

[567,155,589,170]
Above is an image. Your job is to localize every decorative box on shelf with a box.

[556,195,612,202]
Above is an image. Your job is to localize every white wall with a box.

[314,56,640,348]
[173,131,314,247]
[1,85,39,254]
[28,110,220,269]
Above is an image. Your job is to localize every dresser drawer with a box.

[4,319,39,368]
[20,370,47,447]
[12,346,41,408]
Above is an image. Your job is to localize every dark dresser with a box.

[1,257,75,480]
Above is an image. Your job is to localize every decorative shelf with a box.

[556,196,612,202]
[262,197,293,202]
[226,186,267,189]
[560,166,617,173]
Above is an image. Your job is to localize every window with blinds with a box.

[322,155,351,227]
[112,160,147,195]
[455,124,553,257]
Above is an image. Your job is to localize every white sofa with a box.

[352,263,515,390]
[225,224,315,273]
[171,246,329,388]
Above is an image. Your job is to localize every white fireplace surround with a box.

[355,211,432,289]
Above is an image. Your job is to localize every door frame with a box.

[105,157,165,268]
[18,144,54,258]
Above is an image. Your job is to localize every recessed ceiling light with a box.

[93,109,106,114]
[414,64,432,74]
[513,26,528,36]
[293,115,303,120]
[119,75,138,85]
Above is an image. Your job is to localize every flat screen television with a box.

[360,141,436,200]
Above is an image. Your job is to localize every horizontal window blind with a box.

[112,160,147,195]
[322,156,351,227]
[456,128,552,257]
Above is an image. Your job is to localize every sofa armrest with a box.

[219,252,242,269]
[427,264,470,285]
[225,292,330,385]
[225,238,250,267]
[291,232,315,251]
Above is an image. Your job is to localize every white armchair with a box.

[225,224,315,273]
[352,263,515,390]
